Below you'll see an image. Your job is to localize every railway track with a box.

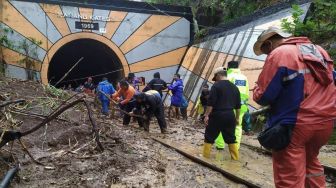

[240,142,336,180]
[182,126,336,181]
[153,137,266,188]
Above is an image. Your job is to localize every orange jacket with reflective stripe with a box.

[253,37,336,127]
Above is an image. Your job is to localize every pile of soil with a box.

[0,78,237,187]
[0,77,334,187]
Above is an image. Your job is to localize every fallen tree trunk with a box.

[21,96,85,136]
[0,99,25,108]
[1,95,104,151]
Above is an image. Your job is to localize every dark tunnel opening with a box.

[48,38,124,89]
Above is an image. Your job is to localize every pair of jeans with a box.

[101,100,110,115]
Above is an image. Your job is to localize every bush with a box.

[281,1,336,65]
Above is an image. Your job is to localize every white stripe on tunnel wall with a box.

[125,18,190,64]
[178,66,192,85]
[229,30,250,58]
[133,65,179,85]
[61,6,81,33]
[0,22,46,61]
[111,12,150,46]
[10,0,62,43]
[91,9,110,35]
[241,31,267,61]
[5,64,41,81]
[178,66,211,103]
[190,78,205,102]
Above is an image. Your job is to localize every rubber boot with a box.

[203,143,212,158]
[144,122,150,132]
[161,127,168,134]
[228,144,239,160]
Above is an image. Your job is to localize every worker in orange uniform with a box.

[112,80,136,126]
[253,27,336,188]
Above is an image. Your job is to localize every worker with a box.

[132,90,168,133]
[200,84,210,123]
[242,111,252,135]
[97,77,115,116]
[127,73,141,91]
[75,84,84,93]
[66,84,73,91]
[194,84,210,123]
[180,95,188,120]
[143,72,167,97]
[215,61,249,150]
[253,27,336,187]
[168,74,184,120]
[84,77,95,94]
[112,80,136,126]
[203,67,241,160]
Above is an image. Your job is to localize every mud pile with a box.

[0,77,334,187]
[0,77,237,187]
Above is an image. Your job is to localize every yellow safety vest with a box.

[227,68,249,104]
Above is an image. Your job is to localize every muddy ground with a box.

[0,77,335,188]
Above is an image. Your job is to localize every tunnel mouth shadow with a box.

[48,38,123,88]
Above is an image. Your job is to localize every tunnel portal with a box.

[48,38,124,88]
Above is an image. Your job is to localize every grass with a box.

[328,127,336,145]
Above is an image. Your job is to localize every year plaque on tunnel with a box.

[75,21,99,30]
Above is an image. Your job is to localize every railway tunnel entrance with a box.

[47,38,124,88]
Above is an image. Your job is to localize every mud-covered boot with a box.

[228,143,239,160]
[144,122,150,132]
[160,127,168,134]
[203,143,212,158]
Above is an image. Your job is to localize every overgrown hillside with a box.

[147,0,336,63]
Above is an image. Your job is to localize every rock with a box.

[44,166,56,170]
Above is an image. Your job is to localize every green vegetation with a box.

[0,25,42,79]
[0,26,14,75]
[329,128,336,145]
[281,1,336,64]
[17,38,42,80]
[146,0,279,21]
[146,0,284,40]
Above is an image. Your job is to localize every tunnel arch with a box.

[41,33,129,86]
